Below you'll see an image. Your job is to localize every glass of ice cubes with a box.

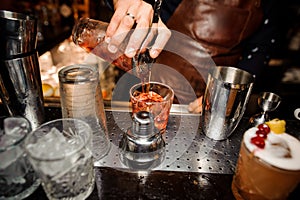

[0,117,40,199]
[24,118,95,200]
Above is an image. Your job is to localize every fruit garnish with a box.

[42,83,54,97]
[251,136,265,148]
[53,87,60,97]
[256,130,268,139]
[251,123,271,148]
[265,119,286,134]
[257,123,270,134]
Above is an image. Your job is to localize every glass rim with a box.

[24,118,92,162]
[0,10,36,21]
[209,66,255,87]
[129,81,174,102]
[58,64,98,83]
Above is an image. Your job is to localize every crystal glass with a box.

[0,117,40,200]
[24,118,95,200]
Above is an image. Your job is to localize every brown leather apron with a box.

[153,0,263,104]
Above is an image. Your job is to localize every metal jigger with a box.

[249,92,281,127]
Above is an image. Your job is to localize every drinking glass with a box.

[59,64,110,161]
[232,128,300,200]
[129,82,174,134]
[24,118,95,200]
[0,117,40,200]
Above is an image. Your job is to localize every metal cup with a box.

[0,51,45,130]
[201,66,255,140]
[0,10,37,59]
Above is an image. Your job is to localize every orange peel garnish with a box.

[265,118,286,134]
[42,83,54,97]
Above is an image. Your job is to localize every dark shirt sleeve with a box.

[160,0,182,23]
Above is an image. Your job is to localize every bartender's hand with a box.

[188,96,204,114]
[106,0,171,58]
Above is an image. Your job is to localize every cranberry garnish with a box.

[256,130,268,139]
[257,123,270,135]
[251,136,265,148]
[250,123,271,149]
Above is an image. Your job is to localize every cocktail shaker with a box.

[0,10,44,130]
[201,66,255,140]
[0,10,37,59]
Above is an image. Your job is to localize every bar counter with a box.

[18,103,300,200]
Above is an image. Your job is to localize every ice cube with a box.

[26,127,65,159]
[0,148,19,170]
[41,127,66,144]
[0,118,28,148]
[0,118,27,170]
[4,117,29,138]
[27,127,84,160]
[0,135,24,170]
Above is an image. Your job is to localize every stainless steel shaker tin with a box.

[0,51,45,129]
[201,66,255,140]
[0,10,37,59]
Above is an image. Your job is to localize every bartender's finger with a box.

[138,25,157,53]
[125,28,149,57]
[106,3,129,39]
[125,4,153,57]
[193,105,203,114]
[107,13,137,53]
[188,96,203,113]
[107,1,142,53]
[149,20,171,58]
